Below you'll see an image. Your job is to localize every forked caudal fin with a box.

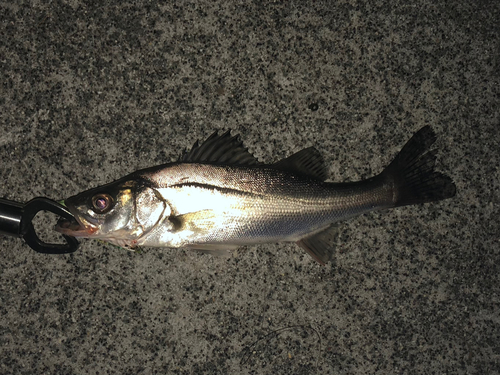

[297,126,456,265]
[382,126,456,207]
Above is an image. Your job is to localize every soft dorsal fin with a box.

[272,147,328,181]
[179,130,261,166]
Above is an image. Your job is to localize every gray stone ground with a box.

[1,1,499,374]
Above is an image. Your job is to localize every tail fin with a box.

[383,126,456,207]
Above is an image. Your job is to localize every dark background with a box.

[1,1,498,374]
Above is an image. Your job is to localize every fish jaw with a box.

[55,206,99,238]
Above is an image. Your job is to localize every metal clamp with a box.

[0,197,79,254]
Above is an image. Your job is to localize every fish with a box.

[55,126,456,264]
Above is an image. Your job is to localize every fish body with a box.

[56,127,456,264]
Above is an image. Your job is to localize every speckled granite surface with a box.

[1,1,499,374]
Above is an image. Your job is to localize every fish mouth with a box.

[55,206,98,237]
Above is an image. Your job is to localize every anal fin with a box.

[296,224,340,265]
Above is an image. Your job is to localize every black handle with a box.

[0,199,23,237]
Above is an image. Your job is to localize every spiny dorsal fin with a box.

[272,147,328,181]
[179,130,261,166]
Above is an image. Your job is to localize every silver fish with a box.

[56,127,456,264]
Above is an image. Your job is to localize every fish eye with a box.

[91,193,114,214]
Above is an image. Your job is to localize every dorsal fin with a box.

[179,130,261,166]
[272,147,328,181]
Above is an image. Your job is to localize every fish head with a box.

[55,178,168,247]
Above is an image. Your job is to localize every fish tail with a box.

[382,126,456,207]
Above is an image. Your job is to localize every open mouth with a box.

[55,216,86,235]
[55,208,97,237]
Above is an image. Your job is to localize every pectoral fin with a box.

[174,210,219,232]
[296,224,341,265]
[175,210,238,257]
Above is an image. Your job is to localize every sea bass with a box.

[56,127,456,264]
